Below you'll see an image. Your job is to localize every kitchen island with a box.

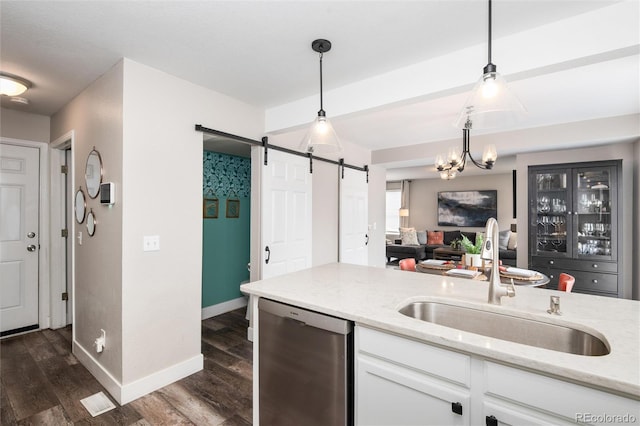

[241,263,639,425]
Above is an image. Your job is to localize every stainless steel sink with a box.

[398,301,609,356]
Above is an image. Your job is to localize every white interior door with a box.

[261,150,312,279]
[340,167,368,265]
[0,144,40,334]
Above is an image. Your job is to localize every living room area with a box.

[384,141,638,300]
[386,171,517,266]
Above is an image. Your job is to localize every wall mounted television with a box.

[437,190,497,227]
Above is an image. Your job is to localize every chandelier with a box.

[435,112,497,180]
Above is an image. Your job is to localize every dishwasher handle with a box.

[259,298,352,335]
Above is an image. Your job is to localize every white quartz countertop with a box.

[241,263,640,398]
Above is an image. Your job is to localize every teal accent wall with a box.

[202,151,250,308]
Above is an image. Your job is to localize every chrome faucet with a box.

[482,218,515,305]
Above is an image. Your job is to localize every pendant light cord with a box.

[487,0,492,65]
[319,52,324,113]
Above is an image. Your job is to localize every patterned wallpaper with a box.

[203,151,251,197]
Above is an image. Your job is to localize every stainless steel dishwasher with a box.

[258,298,353,426]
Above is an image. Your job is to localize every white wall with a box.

[516,142,636,299]
[120,59,264,391]
[51,61,125,384]
[1,108,50,143]
[51,58,265,404]
[407,173,515,234]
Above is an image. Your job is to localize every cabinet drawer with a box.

[357,326,470,387]
[571,259,617,273]
[570,269,617,294]
[484,362,638,424]
[530,257,616,273]
[530,257,575,271]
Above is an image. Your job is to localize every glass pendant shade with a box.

[299,111,342,154]
[0,74,30,96]
[482,144,498,164]
[455,71,526,129]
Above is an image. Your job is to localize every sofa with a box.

[386,229,517,266]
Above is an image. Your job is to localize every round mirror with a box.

[75,187,86,224]
[86,209,96,236]
[85,148,103,199]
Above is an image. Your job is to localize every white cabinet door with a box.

[339,167,368,265]
[261,150,312,279]
[357,355,470,426]
[0,144,40,333]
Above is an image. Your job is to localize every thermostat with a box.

[100,182,115,205]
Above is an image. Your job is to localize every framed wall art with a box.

[437,190,497,227]
[203,197,219,218]
[226,199,240,218]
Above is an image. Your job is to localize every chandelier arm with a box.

[467,151,491,170]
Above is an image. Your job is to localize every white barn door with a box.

[0,144,40,334]
[340,167,368,265]
[261,150,312,279]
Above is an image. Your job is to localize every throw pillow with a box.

[498,230,511,250]
[400,228,419,245]
[416,231,427,245]
[508,232,518,250]
[427,231,444,245]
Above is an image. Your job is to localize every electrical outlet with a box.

[143,235,160,251]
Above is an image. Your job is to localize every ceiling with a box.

[1,1,638,176]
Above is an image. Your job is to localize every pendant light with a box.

[454,0,525,129]
[299,39,342,154]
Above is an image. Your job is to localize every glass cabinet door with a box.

[532,170,571,257]
[574,166,616,260]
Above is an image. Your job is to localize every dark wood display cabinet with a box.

[528,160,622,297]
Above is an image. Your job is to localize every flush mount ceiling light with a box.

[435,113,497,180]
[454,0,525,129]
[0,72,32,97]
[299,39,342,154]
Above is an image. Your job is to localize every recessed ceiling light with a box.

[0,72,32,97]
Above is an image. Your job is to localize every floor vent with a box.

[80,392,116,417]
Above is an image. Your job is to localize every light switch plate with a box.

[143,235,160,251]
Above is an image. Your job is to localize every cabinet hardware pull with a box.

[593,279,598,284]
[593,264,598,268]
[486,415,498,426]
[451,402,463,415]
[549,260,554,265]
[265,246,271,264]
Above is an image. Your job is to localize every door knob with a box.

[27,244,37,252]
[27,232,36,238]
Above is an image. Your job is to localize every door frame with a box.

[0,137,50,332]
[50,130,75,329]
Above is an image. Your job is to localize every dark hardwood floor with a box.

[0,308,253,425]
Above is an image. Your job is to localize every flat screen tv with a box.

[437,190,497,227]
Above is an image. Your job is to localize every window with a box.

[386,189,401,234]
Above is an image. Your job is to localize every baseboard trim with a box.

[120,354,203,405]
[201,296,247,320]
[73,340,203,405]
[73,340,124,404]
